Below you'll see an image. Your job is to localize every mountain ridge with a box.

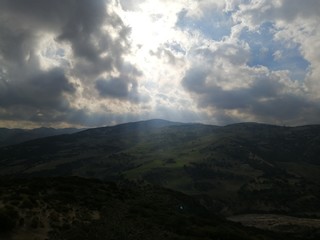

[0,127,83,147]
[2,119,319,146]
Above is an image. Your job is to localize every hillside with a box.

[0,120,320,221]
[0,176,316,240]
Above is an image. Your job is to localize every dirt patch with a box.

[228,214,320,233]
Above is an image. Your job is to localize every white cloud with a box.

[233,0,320,98]
[273,50,282,61]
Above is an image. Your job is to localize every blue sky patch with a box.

[176,9,233,41]
[240,22,310,81]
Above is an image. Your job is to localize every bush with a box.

[0,207,19,233]
[20,197,36,209]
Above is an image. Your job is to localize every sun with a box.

[118,1,178,51]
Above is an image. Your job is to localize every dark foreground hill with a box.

[0,176,316,240]
[0,119,320,236]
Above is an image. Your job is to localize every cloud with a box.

[182,54,319,125]
[0,0,319,127]
[0,68,74,108]
[119,0,146,11]
[0,0,146,127]
[96,76,139,101]
[234,0,320,26]
[234,0,320,97]
[174,0,320,125]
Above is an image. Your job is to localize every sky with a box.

[0,0,319,128]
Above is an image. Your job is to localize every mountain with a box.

[0,119,320,235]
[0,127,82,147]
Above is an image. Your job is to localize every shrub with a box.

[20,197,35,209]
[0,207,19,233]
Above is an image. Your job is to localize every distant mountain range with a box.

[0,127,82,147]
[1,119,320,239]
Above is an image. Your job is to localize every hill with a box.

[0,127,82,147]
[0,119,320,234]
[0,176,316,240]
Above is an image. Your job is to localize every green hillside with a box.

[0,119,320,234]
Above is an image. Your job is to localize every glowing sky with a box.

[0,0,319,128]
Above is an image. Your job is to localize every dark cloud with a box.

[251,95,320,123]
[95,61,144,103]
[0,68,74,109]
[0,106,119,128]
[182,67,320,125]
[0,25,32,64]
[0,0,131,75]
[0,0,107,33]
[182,68,210,94]
[0,0,143,127]
[96,76,139,102]
[0,68,76,126]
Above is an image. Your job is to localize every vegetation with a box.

[0,206,19,233]
[0,177,316,240]
[0,120,320,238]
